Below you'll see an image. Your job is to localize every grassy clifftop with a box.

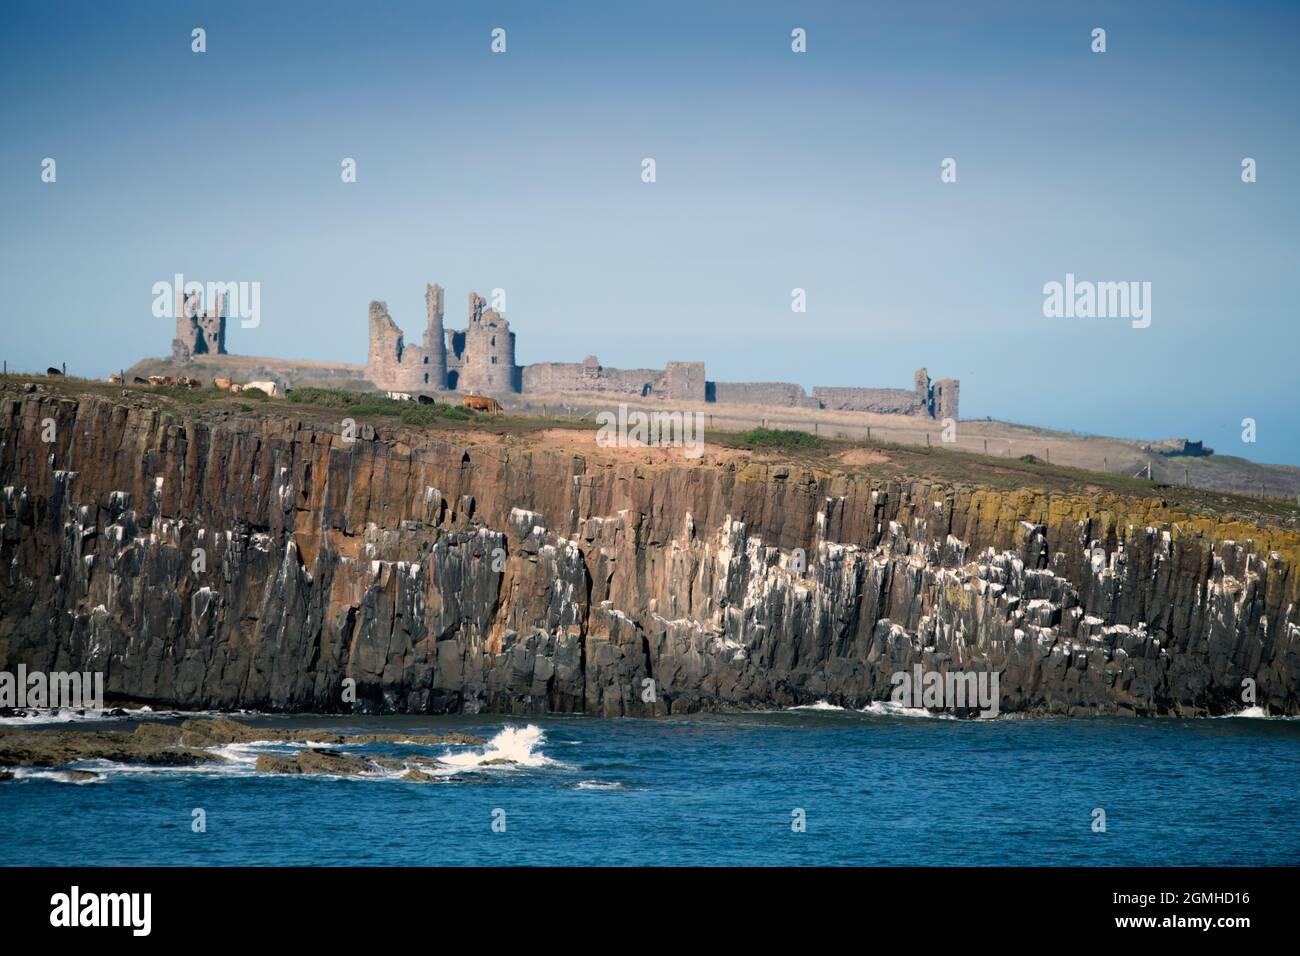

[8,375,1299,533]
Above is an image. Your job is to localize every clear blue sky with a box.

[2,1,1297,463]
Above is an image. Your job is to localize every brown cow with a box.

[461,395,503,415]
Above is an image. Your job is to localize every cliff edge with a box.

[2,380,1297,717]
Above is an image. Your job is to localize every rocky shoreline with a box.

[0,717,487,782]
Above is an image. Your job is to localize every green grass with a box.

[8,374,1297,530]
[287,386,475,423]
[146,384,212,405]
[737,427,825,450]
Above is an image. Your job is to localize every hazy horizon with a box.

[2,1,1297,464]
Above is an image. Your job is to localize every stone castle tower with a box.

[366,283,519,394]
[172,288,227,361]
[422,284,448,389]
[366,293,447,393]
[446,292,518,393]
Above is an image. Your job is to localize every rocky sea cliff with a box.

[2,384,1297,717]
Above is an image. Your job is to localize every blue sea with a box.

[2,707,1298,866]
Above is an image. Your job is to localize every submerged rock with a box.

[254,753,301,774]
[400,768,440,783]
[294,749,369,776]
[0,727,227,768]
[0,717,487,785]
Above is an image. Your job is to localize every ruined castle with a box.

[364,282,958,419]
[172,289,227,361]
[164,279,959,420]
[367,285,520,393]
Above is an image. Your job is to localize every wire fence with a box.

[506,397,1300,503]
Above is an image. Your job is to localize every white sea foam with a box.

[5,723,564,784]
[433,724,555,774]
[10,768,105,785]
[0,706,223,727]
[859,701,958,720]
[0,708,108,726]
[576,780,625,791]
[1212,706,1298,720]
[787,701,847,712]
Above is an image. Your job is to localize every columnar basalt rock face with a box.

[2,390,1296,717]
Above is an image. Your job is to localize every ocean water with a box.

[1,707,1298,866]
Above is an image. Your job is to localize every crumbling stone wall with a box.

[322,280,962,411]
[367,284,525,394]
[172,290,226,361]
[709,381,819,408]
[522,357,663,397]
[366,301,440,392]
[812,386,929,415]
[664,361,705,402]
[934,378,960,421]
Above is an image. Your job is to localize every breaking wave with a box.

[1212,706,1299,720]
[0,706,244,727]
[859,701,959,720]
[787,701,848,712]
[433,724,556,773]
[9,768,106,785]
